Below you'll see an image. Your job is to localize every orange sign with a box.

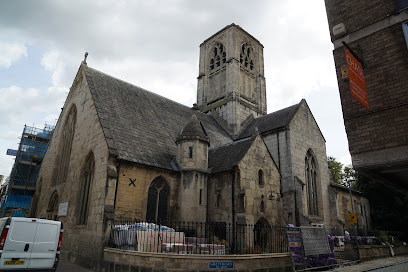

[345,48,369,109]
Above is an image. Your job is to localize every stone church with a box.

[31,24,369,268]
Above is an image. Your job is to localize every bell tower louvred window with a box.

[209,42,226,72]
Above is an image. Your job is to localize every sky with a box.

[0,0,351,180]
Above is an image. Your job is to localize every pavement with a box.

[325,255,408,272]
[57,262,94,272]
[55,255,408,272]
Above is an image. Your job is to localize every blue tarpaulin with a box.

[1,195,32,217]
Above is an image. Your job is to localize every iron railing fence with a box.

[109,219,288,255]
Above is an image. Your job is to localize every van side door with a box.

[28,220,60,269]
[0,218,37,270]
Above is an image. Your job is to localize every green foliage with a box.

[327,156,344,185]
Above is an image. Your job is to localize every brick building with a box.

[31,24,369,270]
[323,0,408,193]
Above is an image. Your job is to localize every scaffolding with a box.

[1,124,54,217]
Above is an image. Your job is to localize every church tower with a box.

[197,24,267,135]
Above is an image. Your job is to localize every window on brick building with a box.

[54,105,77,186]
[305,150,319,216]
[78,152,94,225]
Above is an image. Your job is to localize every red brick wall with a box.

[324,0,397,41]
[332,23,408,155]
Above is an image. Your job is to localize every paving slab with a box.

[324,255,408,272]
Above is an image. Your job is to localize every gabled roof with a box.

[237,102,301,140]
[208,136,256,173]
[82,64,232,170]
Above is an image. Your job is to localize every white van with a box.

[0,217,63,272]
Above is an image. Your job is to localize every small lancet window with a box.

[258,169,264,186]
[189,146,193,158]
[260,200,265,213]
[215,193,221,208]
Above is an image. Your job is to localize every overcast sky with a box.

[0,0,350,180]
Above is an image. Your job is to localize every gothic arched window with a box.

[240,43,254,71]
[78,152,94,225]
[55,105,77,185]
[146,177,169,222]
[305,150,319,216]
[47,191,59,221]
[209,42,226,72]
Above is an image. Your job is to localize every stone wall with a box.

[358,245,408,261]
[114,161,179,221]
[237,135,283,226]
[103,248,291,272]
[34,64,113,270]
[328,185,371,229]
[288,102,332,227]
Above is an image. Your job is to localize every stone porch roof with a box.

[208,136,256,173]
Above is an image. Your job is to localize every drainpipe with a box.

[113,159,122,209]
[231,168,236,254]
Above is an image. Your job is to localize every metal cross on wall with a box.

[129,178,136,187]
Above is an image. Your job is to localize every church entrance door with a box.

[254,217,271,253]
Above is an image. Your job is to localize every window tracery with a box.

[55,105,77,185]
[305,150,319,216]
[240,43,254,71]
[78,152,94,225]
[209,42,226,72]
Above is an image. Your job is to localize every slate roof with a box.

[176,113,210,143]
[83,64,232,170]
[208,136,256,173]
[237,102,302,140]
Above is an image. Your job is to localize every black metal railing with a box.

[109,219,288,255]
